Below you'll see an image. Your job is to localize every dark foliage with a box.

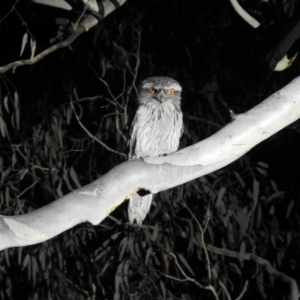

[0,0,300,299]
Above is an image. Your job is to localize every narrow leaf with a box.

[145,248,152,265]
[30,38,36,58]
[14,92,20,130]
[4,96,9,113]
[252,179,259,213]
[177,253,195,276]
[160,280,166,300]
[20,33,28,56]
[286,199,294,218]
[70,166,81,188]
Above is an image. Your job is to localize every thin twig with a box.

[127,27,141,96]
[17,180,40,198]
[218,280,232,300]
[74,5,88,30]
[183,203,212,281]
[115,108,128,143]
[90,68,126,110]
[186,203,298,300]
[70,100,127,158]
[235,281,248,300]
[89,68,128,143]
[0,0,19,23]
[14,144,56,171]
[0,23,85,74]
[185,114,222,128]
[165,252,220,300]
[197,241,298,300]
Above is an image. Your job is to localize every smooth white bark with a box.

[1,77,300,250]
[229,0,260,28]
[31,0,126,13]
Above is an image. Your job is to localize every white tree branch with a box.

[0,0,126,74]
[229,0,260,28]
[1,77,300,251]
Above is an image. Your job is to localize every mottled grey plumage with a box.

[128,77,183,225]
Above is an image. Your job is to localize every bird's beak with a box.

[154,92,163,103]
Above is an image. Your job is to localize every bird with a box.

[128,76,184,225]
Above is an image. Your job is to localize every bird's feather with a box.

[128,193,153,225]
[128,77,183,225]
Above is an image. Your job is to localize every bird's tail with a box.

[128,193,153,225]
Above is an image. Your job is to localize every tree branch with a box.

[0,24,84,74]
[0,0,126,74]
[202,243,298,300]
[162,252,219,300]
[229,0,260,28]
[0,77,300,251]
[70,99,127,158]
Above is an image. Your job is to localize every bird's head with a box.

[138,77,182,106]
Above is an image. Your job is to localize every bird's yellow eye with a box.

[148,88,155,94]
[167,89,175,95]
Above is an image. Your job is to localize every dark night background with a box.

[1,0,300,299]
